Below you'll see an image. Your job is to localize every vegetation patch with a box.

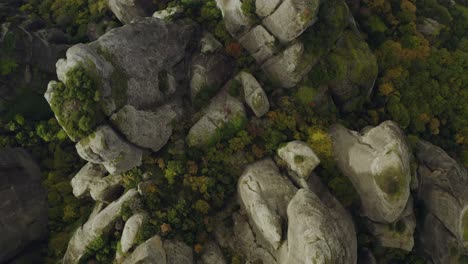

[50,64,104,140]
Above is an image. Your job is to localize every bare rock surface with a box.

[331,121,412,223]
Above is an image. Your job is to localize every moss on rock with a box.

[50,64,104,141]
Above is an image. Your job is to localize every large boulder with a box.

[70,162,107,198]
[277,140,320,186]
[238,159,297,249]
[201,241,226,264]
[46,18,197,141]
[76,125,143,175]
[326,30,378,112]
[0,148,47,263]
[187,90,246,147]
[415,140,468,263]
[214,159,357,264]
[330,121,412,223]
[215,0,253,36]
[189,53,233,103]
[239,25,277,63]
[287,189,356,264]
[120,213,147,254]
[0,23,68,106]
[255,0,283,18]
[261,42,310,88]
[365,198,416,251]
[234,71,270,117]
[262,0,320,43]
[122,236,193,264]
[108,0,153,24]
[110,101,183,152]
[63,189,140,264]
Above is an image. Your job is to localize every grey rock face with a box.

[331,121,412,223]
[366,198,416,251]
[153,6,184,20]
[255,0,283,17]
[287,189,356,264]
[64,189,140,264]
[0,148,47,263]
[108,0,149,24]
[71,162,107,198]
[164,239,194,264]
[326,30,378,112]
[76,125,143,175]
[110,102,183,152]
[415,140,468,263]
[187,91,246,147]
[47,18,197,134]
[88,174,125,203]
[122,236,193,264]
[239,25,277,63]
[234,71,270,117]
[0,23,68,105]
[261,42,309,88]
[262,0,320,43]
[121,213,147,254]
[277,140,320,185]
[122,236,166,264]
[201,241,226,264]
[238,159,297,249]
[417,18,443,38]
[215,0,253,36]
[200,32,223,54]
[190,53,233,102]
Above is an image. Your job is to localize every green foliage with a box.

[241,0,256,17]
[21,0,112,42]
[50,65,104,140]
[351,0,467,166]
[0,58,18,76]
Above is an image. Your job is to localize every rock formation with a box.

[414,140,468,263]
[0,148,47,263]
[331,121,412,223]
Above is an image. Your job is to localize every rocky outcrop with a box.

[200,32,223,54]
[189,53,233,102]
[120,213,147,254]
[215,0,253,36]
[261,41,308,88]
[287,189,355,263]
[331,121,412,224]
[108,0,151,24]
[0,148,47,263]
[238,159,297,249]
[326,30,378,112]
[278,140,320,186]
[153,6,184,20]
[110,101,183,152]
[122,236,166,264]
[201,241,226,264]
[214,154,357,264]
[49,18,196,120]
[71,162,107,198]
[365,198,416,251]
[187,91,246,147]
[238,25,277,63]
[76,125,143,175]
[234,71,270,117]
[0,23,68,105]
[262,0,320,43]
[122,236,193,264]
[414,140,468,263]
[63,189,140,264]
